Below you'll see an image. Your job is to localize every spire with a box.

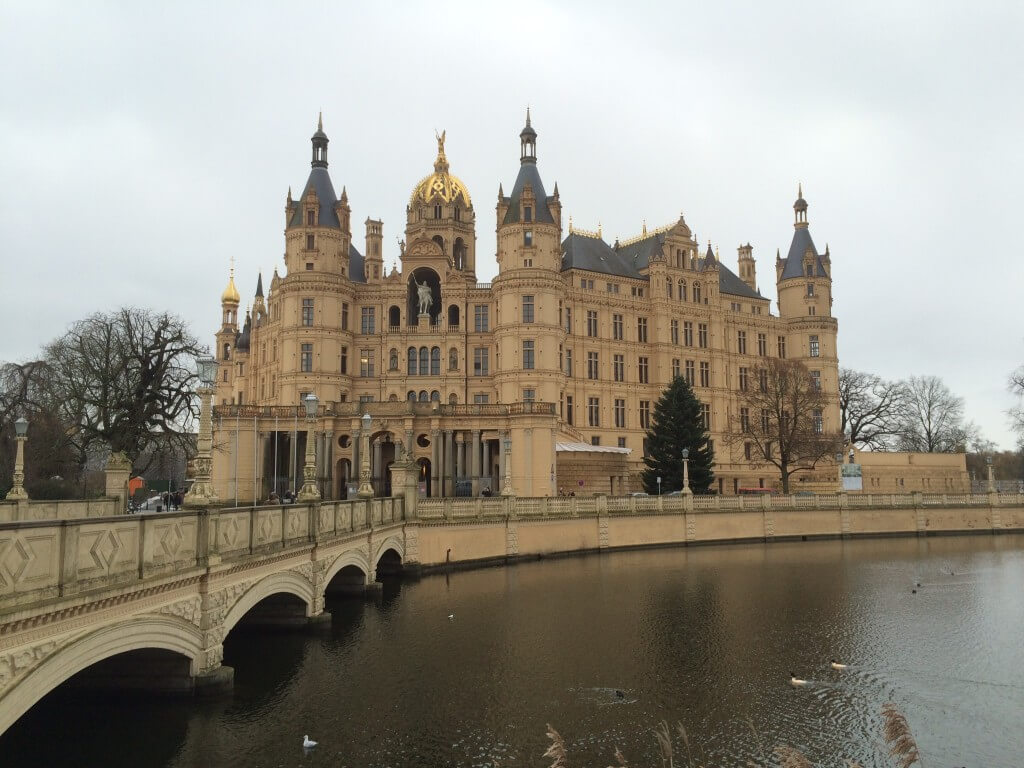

[340,185,348,204]
[552,181,559,198]
[642,219,647,235]
[255,272,264,298]
[702,242,717,270]
[793,182,808,226]
[287,186,292,203]
[498,182,504,199]
[311,114,328,168]
[519,108,537,164]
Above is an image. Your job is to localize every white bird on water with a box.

[830,659,848,670]
[789,672,808,687]
[303,735,317,749]
[448,613,454,620]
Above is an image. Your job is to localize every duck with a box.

[789,672,808,687]
[830,659,847,670]
[615,689,625,699]
[303,735,317,749]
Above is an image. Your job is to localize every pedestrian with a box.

[269,491,280,504]
[481,486,492,497]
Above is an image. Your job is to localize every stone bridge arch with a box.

[322,549,371,596]
[373,535,405,580]
[0,615,204,735]
[221,569,318,635]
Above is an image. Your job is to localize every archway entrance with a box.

[417,457,431,497]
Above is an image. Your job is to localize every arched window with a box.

[389,349,398,371]
[449,348,458,371]
[448,304,460,327]
[454,237,466,269]
[693,283,702,304]
[407,390,416,401]
[408,347,417,375]
[432,235,445,254]
[388,305,401,328]
[430,390,440,402]
[448,393,458,405]
[678,280,687,301]
[430,347,441,376]
[223,343,231,360]
[419,346,429,374]
[388,393,398,401]
[419,390,428,402]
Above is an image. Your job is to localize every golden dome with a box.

[410,130,472,208]
[221,272,240,304]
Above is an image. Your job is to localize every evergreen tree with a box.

[642,376,714,494]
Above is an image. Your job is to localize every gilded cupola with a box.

[221,267,240,304]
[410,131,472,208]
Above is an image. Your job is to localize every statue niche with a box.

[407,268,440,326]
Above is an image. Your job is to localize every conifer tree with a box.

[642,376,714,494]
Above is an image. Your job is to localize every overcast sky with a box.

[2,1,1022,447]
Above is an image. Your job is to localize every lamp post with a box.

[986,455,995,493]
[501,436,513,496]
[297,393,321,502]
[681,448,691,496]
[835,452,844,491]
[357,411,374,499]
[183,357,219,508]
[7,416,29,500]
[657,476,662,495]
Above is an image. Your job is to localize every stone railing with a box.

[0,498,121,523]
[0,497,404,611]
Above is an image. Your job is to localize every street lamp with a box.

[7,416,29,500]
[986,455,995,493]
[183,356,219,508]
[835,452,844,491]
[657,476,662,495]
[681,448,692,496]
[297,393,321,502]
[357,411,374,499]
[501,436,513,496]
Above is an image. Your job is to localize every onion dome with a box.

[410,130,472,207]
[221,269,240,304]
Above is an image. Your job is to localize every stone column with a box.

[324,430,334,500]
[445,430,455,497]
[373,440,383,495]
[482,439,492,494]
[456,433,465,480]
[471,429,481,496]
[431,429,440,498]
[405,429,414,455]
[353,423,361,482]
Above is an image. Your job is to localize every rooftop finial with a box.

[526,105,531,127]
[642,219,647,235]
[434,129,449,172]
[318,111,323,132]
[798,182,803,199]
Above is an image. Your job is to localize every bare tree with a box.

[838,368,907,449]
[896,375,972,453]
[725,358,841,493]
[1009,364,1024,444]
[43,308,204,471]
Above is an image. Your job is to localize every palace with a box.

[210,112,840,501]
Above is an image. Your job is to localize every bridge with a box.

[2,487,1023,735]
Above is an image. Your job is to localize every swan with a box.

[830,659,847,670]
[303,735,317,749]
[448,613,454,620]
[789,672,808,687]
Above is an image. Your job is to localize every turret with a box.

[737,243,756,293]
[777,186,831,319]
[364,218,384,281]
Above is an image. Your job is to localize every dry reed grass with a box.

[881,703,922,767]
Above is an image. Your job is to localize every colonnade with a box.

[424,428,509,497]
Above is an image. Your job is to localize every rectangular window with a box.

[614,398,626,428]
[699,361,710,387]
[306,262,314,271]
[306,209,315,226]
[306,234,315,250]
[737,330,747,354]
[759,368,768,392]
[761,409,771,434]
[809,335,820,357]
[591,435,601,446]
[360,349,374,377]
[637,317,648,343]
[523,388,535,402]
[340,346,348,375]
[731,301,741,312]
[341,303,349,331]
[618,437,627,448]
[522,295,535,323]
[565,348,573,376]
[778,335,786,358]
[524,230,533,246]
[758,333,767,356]
[473,347,489,376]
[638,356,649,384]
[740,407,750,432]
[685,360,695,385]
[587,351,599,380]
[564,306,572,333]
[684,321,694,347]
[524,206,532,222]
[807,283,815,297]
[739,366,749,391]
[698,323,708,348]
[811,370,821,391]
[473,393,490,404]
[587,310,598,337]
[566,395,574,425]
[700,403,711,430]
[588,397,600,427]
[360,307,375,334]
[744,442,752,460]
[522,340,535,370]
[358,395,375,404]
[640,400,651,430]
[474,304,489,332]
[612,313,623,340]
[813,409,823,434]
[672,358,680,378]
[300,343,313,372]
[613,354,624,382]
[302,298,314,327]
[671,319,679,345]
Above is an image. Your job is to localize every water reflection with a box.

[1,534,1022,767]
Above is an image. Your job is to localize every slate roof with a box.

[779,226,828,280]
[502,161,555,225]
[561,231,764,299]
[348,243,366,283]
[289,167,340,229]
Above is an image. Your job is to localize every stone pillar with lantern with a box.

[7,416,29,501]
[297,393,321,503]
[681,447,693,511]
[501,434,513,497]
[357,412,374,499]
[184,356,220,508]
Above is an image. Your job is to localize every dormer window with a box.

[306,209,316,226]
[805,262,813,276]
[524,205,532,223]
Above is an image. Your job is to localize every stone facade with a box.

[210,113,840,502]
[852,448,970,494]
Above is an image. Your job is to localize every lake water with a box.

[4,533,1024,767]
